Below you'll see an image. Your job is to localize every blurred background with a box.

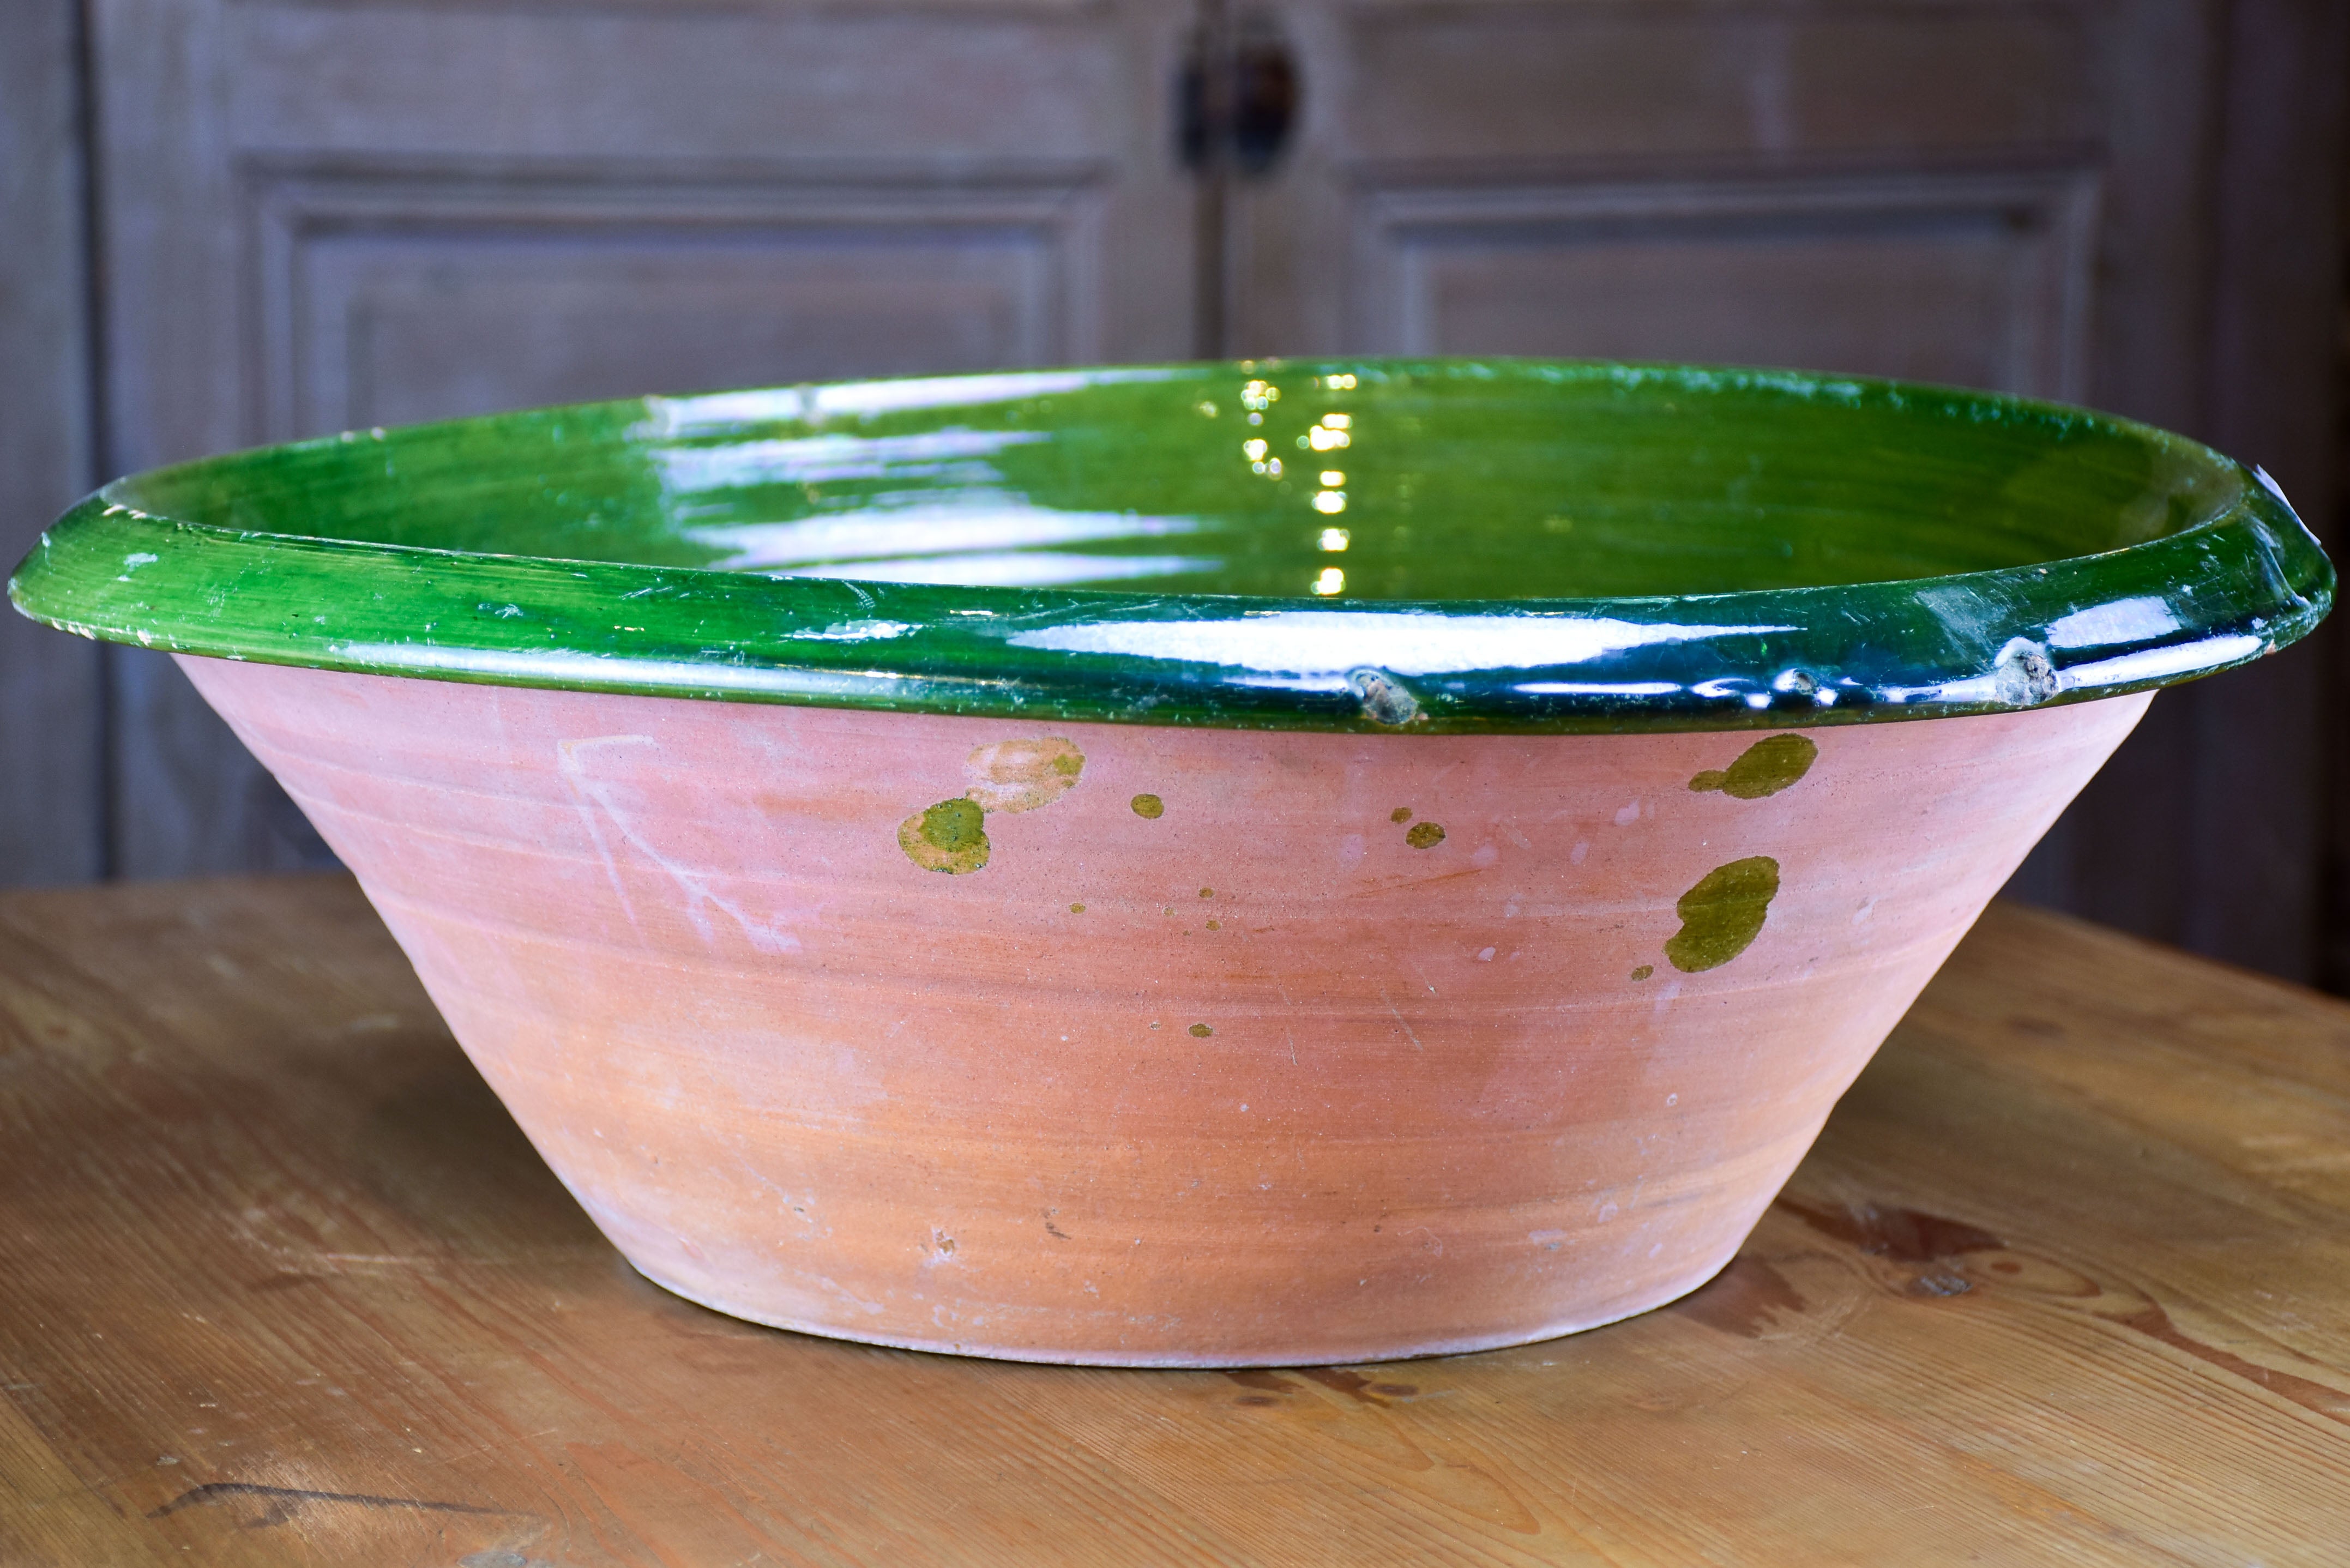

[3,0,2345,986]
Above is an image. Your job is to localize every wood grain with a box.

[3,877,2347,1565]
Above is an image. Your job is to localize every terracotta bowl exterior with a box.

[14,360,2329,1364]
[185,656,2143,1365]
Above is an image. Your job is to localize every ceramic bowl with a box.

[11,361,2330,1366]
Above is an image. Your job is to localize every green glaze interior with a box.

[8,360,2331,732]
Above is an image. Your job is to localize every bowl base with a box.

[619,1243,1744,1369]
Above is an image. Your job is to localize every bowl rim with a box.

[7,358,2333,734]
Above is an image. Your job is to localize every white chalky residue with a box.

[556,734,799,954]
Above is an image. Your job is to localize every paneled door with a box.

[1214,0,2329,971]
[89,0,1198,874]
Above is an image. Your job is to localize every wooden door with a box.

[88,0,1196,875]
[1218,0,2342,975]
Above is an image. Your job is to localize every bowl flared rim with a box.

[7,358,2333,734]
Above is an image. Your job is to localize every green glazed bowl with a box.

[9,360,2330,730]
[6,360,2334,1367]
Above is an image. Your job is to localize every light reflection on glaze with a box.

[653,429,1047,495]
[640,367,1183,438]
[778,552,1222,588]
[1516,680,1688,698]
[2056,634,2265,687]
[2047,596,2179,649]
[1004,612,1800,678]
[683,504,1206,572]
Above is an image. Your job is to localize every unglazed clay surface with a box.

[182,655,2147,1365]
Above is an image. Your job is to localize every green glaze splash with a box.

[1665,856,1781,973]
[1630,964,1654,981]
[902,734,1082,873]
[1391,807,1413,823]
[1131,793,1165,818]
[1690,734,1818,799]
[899,797,990,874]
[1189,1023,1214,1038]
[1406,821,1446,849]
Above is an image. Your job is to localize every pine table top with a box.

[3,875,2345,1566]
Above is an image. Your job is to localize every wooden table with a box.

[3,876,2346,1566]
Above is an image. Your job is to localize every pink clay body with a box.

[182,654,2147,1365]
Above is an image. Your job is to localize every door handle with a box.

[1180,8,1299,177]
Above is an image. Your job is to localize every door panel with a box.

[1340,4,2093,161]
[1230,0,2111,364]
[1355,171,2095,395]
[226,4,1117,164]
[254,165,1106,436]
[94,0,1191,877]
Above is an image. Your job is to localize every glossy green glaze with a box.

[8,360,2331,732]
